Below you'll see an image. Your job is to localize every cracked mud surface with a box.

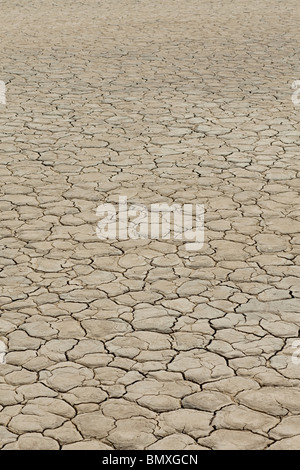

[0,0,300,450]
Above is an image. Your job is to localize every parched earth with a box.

[0,0,300,450]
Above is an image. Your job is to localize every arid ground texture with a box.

[0,0,300,450]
